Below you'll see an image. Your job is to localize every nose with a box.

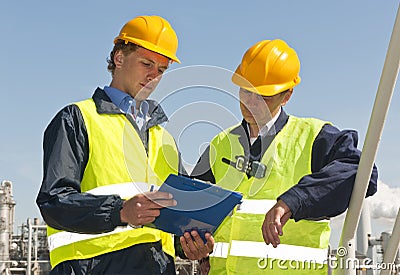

[242,91,262,105]
[147,67,162,82]
[147,69,156,81]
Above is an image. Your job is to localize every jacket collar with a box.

[231,109,289,137]
[228,110,290,156]
[92,87,168,129]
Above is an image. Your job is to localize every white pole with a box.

[380,208,400,275]
[334,2,400,275]
[357,200,372,256]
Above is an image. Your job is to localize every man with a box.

[36,15,213,274]
[191,39,378,274]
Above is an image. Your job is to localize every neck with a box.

[248,123,260,138]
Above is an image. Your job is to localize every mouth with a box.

[140,83,154,91]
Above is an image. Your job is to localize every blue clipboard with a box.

[151,174,243,243]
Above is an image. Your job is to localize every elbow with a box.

[366,164,378,197]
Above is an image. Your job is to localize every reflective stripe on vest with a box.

[87,182,153,197]
[236,199,276,214]
[229,240,328,264]
[208,116,331,274]
[210,242,230,258]
[47,99,179,268]
[238,199,329,222]
[210,241,328,264]
[48,225,133,252]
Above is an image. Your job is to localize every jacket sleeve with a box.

[190,146,216,183]
[279,124,378,221]
[36,105,125,234]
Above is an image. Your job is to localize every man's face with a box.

[239,88,292,126]
[113,47,169,100]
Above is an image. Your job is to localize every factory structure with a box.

[0,180,398,274]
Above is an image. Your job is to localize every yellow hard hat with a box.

[114,15,180,63]
[232,39,301,96]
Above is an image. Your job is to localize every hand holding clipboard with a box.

[150,174,243,243]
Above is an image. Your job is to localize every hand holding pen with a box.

[120,184,176,227]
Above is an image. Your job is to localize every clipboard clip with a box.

[222,156,266,179]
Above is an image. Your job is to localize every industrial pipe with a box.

[27,219,32,275]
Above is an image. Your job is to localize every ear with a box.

[114,50,124,67]
[281,89,293,106]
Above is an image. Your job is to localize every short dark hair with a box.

[107,40,140,75]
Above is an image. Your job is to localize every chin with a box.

[135,91,153,101]
[243,117,256,124]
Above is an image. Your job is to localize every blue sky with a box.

[1,1,400,246]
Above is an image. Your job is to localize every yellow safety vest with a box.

[47,99,179,268]
[209,116,331,274]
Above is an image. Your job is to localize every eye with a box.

[142,61,151,67]
[240,89,251,95]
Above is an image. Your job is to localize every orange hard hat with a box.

[232,39,301,96]
[114,15,180,63]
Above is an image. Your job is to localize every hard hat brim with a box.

[114,37,181,64]
[232,72,301,96]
